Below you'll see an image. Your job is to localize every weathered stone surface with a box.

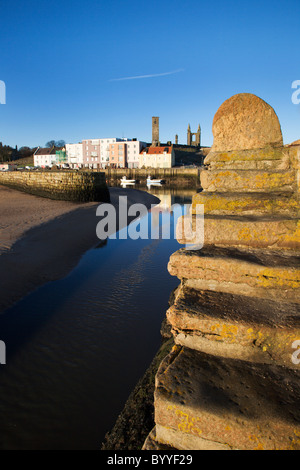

[177,215,300,250]
[211,93,283,152]
[192,192,300,217]
[155,346,300,450]
[200,169,296,193]
[168,247,300,303]
[0,171,110,202]
[155,424,231,450]
[142,427,177,450]
[285,143,300,173]
[167,286,300,368]
[143,94,300,452]
[205,147,289,170]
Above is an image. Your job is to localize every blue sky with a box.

[0,0,299,148]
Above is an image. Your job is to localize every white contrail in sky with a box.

[109,69,184,82]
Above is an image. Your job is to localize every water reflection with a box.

[0,188,194,450]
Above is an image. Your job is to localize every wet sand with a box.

[0,186,159,313]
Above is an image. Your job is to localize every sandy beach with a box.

[0,185,159,313]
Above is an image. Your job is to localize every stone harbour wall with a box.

[143,93,300,450]
[104,167,201,188]
[0,170,110,202]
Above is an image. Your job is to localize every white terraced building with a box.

[82,137,127,169]
[65,143,83,168]
[33,147,58,167]
[126,140,147,168]
[139,146,175,169]
[64,138,148,169]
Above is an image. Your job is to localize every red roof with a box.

[140,146,172,155]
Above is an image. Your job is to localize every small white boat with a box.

[146,175,163,184]
[120,176,136,184]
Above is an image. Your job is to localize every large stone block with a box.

[204,147,289,171]
[168,247,300,303]
[177,214,300,250]
[167,286,300,368]
[155,346,300,450]
[211,93,283,152]
[191,192,300,217]
[200,169,296,193]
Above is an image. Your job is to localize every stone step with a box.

[154,346,300,450]
[167,286,300,368]
[168,247,300,303]
[150,424,232,450]
[142,427,178,450]
[177,214,300,251]
[200,169,296,193]
[204,148,289,171]
[191,192,299,218]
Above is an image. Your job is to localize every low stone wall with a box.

[0,170,110,202]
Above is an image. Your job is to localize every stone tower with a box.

[152,117,159,147]
[187,124,201,147]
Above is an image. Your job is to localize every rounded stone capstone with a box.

[212,93,283,151]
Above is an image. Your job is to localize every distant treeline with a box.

[0,140,65,163]
[0,144,37,163]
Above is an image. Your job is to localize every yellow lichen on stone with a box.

[257,268,300,289]
[167,406,203,437]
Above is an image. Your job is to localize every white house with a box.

[34,147,57,167]
[139,146,175,169]
[126,140,147,168]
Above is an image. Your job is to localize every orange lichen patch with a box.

[167,406,203,437]
[178,215,300,250]
[168,301,300,367]
[205,147,284,164]
[257,268,300,289]
[191,193,300,217]
[160,403,300,450]
[200,169,296,192]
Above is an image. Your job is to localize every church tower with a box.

[196,124,201,147]
[187,123,201,147]
[187,124,192,146]
[152,117,159,147]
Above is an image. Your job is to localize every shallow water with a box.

[0,188,194,449]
